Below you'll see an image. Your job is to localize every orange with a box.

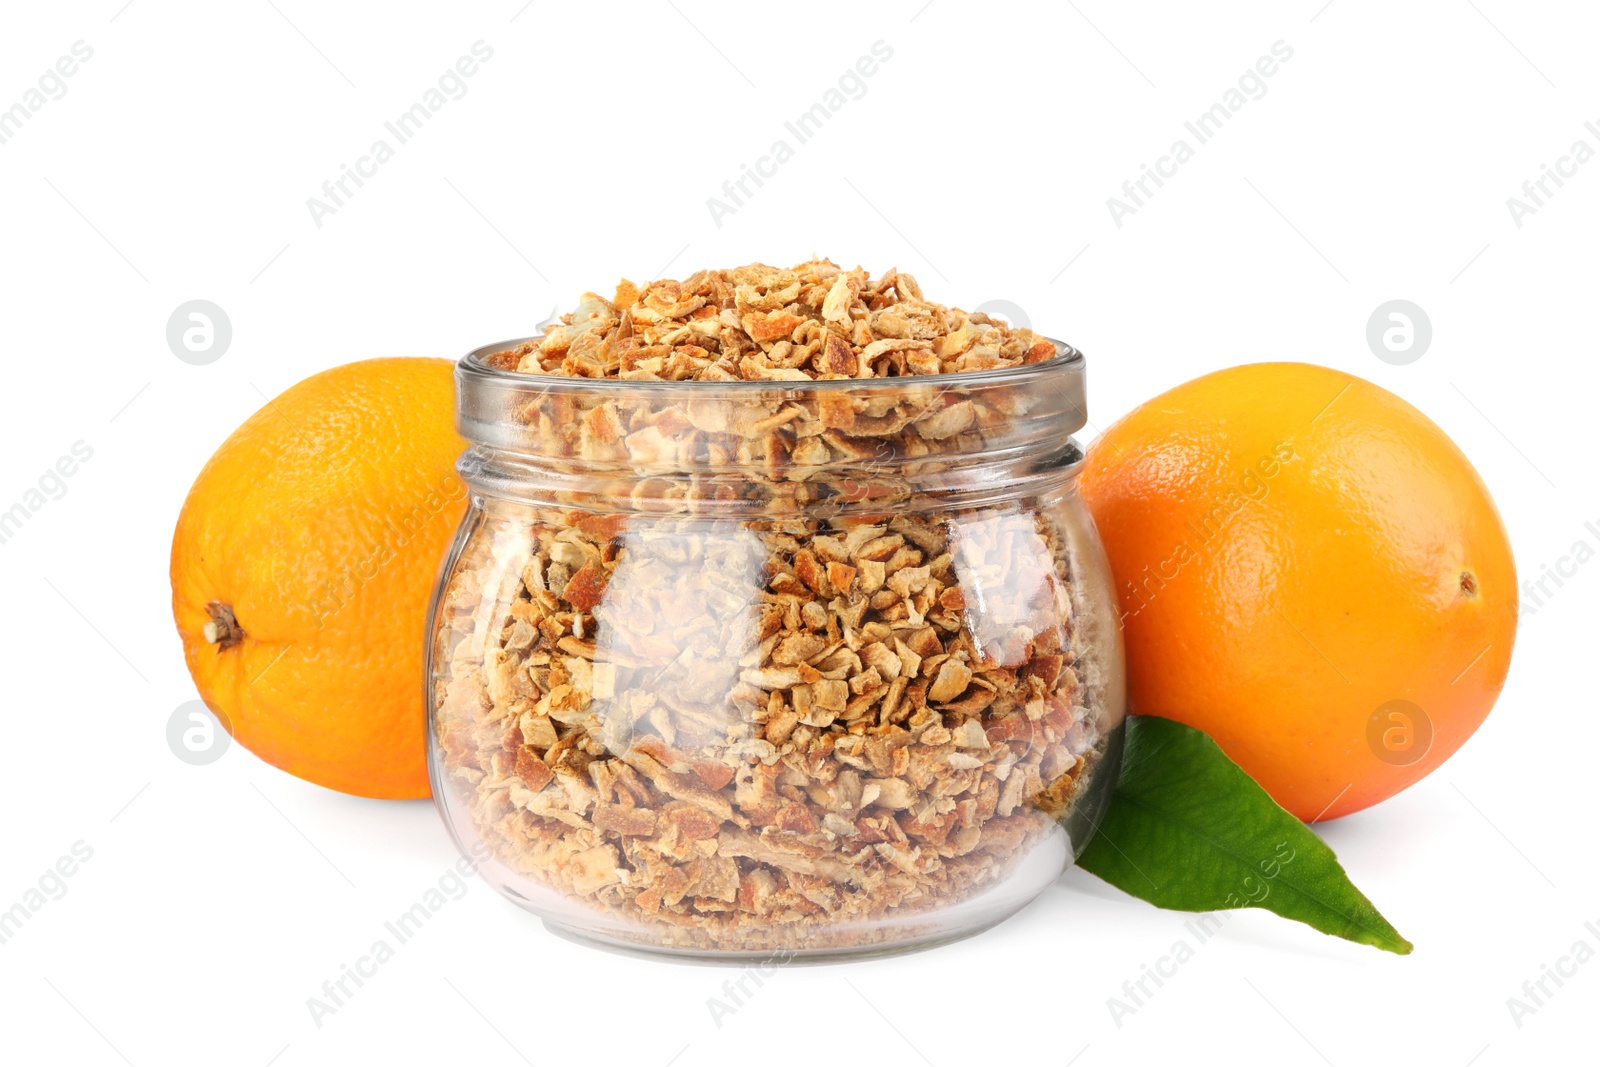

[1079,363,1516,821]
[170,358,467,799]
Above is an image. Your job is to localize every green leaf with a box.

[1075,714,1413,955]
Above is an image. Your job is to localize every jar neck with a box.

[453,341,1089,517]
[458,439,1085,517]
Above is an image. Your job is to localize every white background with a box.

[1,1,1596,1064]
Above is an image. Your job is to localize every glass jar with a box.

[426,338,1126,959]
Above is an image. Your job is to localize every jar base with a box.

[506,832,1073,963]
[538,910,1022,965]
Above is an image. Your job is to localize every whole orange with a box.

[1079,363,1516,821]
[170,358,467,799]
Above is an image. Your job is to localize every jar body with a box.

[427,347,1126,958]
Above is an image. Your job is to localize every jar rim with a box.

[458,335,1085,395]
[452,334,1090,513]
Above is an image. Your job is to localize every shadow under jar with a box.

[426,339,1127,959]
